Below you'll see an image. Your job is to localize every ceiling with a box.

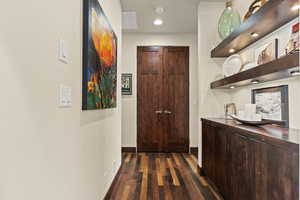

[121,0,203,33]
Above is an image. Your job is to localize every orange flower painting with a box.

[82,0,117,110]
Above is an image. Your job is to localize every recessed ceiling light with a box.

[229,48,235,53]
[290,70,300,76]
[292,4,300,11]
[251,80,260,84]
[251,32,259,38]
[153,18,163,26]
[229,86,235,89]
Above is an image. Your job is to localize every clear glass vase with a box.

[218,1,241,40]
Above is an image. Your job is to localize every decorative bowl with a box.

[230,115,286,126]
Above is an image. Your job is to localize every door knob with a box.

[164,110,172,114]
[155,110,163,114]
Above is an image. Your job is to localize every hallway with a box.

[0,0,299,199]
[105,153,222,200]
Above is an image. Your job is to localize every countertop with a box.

[202,118,300,152]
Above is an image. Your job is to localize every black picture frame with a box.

[252,85,289,127]
[122,73,133,95]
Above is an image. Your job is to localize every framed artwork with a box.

[82,0,118,110]
[255,38,278,66]
[285,23,299,55]
[121,74,133,95]
[252,85,289,127]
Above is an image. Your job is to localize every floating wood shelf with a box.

[211,53,299,89]
[211,0,299,58]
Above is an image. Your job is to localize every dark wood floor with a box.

[105,153,223,200]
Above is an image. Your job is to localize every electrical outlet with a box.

[58,85,72,108]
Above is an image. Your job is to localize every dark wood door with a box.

[163,47,189,152]
[137,46,189,152]
[137,47,164,152]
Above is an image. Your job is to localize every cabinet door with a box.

[202,123,215,180]
[265,145,299,200]
[252,139,299,200]
[214,129,229,199]
[228,133,255,200]
[251,138,268,200]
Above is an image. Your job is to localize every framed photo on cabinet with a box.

[252,85,289,127]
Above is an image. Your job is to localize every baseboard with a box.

[103,164,122,200]
[122,147,196,154]
[122,147,137,153]
[190,147,198,157]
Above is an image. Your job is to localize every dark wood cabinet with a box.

[202,119,299,200]
[228,133,255,200]
[264,144,299,200]
[202,123,215,181]
[213,128,229,199]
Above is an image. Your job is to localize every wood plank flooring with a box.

[104,153,223,200]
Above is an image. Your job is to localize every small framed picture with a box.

[122,73,133,95]
[252,85,289,127]
[255,38,278,65]
[285,23,299,55]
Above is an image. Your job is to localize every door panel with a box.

[137,47,164,152]
[266,145,299,200]
[228,133,255,200]
[164,47,189,152]
[137,46,189,152]
[202,123,216,181]
[214,129,229,199]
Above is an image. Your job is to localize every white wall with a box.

[121,33,199,148]
[198,2,232,166]
[0,0,122,199]
[198,1,300,167]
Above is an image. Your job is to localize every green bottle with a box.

[218,0,241,40]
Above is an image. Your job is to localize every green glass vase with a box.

[218,1,241,40]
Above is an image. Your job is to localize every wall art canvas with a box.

[121,73,132,95]
[82,0,117,110]
[252,85,289,127]
[255,38,278,66]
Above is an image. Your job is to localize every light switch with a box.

[58,39,68,64]
[59,85,72,107]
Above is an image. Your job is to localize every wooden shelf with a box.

[211,53,299,89]
[211,0,299,58]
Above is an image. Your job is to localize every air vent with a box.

[122,12,138,30]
